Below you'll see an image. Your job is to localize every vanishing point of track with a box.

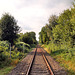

[26,45,54,75]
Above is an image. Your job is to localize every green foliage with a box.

[0,41,9,51]
[0,41,10,67]
[50,47,75,75]
[30,44,36,48]
[48,15,58,28]
[15,42,30,52]
[0,13,20,45]
[17,32,37,45]
[0,41,32,68]
[0,66,14,75]
[39,15,58,44]
[39,27,49,44]
[39,2,75,48]
[29,32,37,44]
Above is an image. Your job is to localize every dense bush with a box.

[0,41,9,51]
[0,41,31,68]
[17,32,37,45]
[30,44,36,48]
[0,45,10,68]
[15,42,30,52]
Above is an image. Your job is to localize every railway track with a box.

[26,45,54,75]
[8,45,67,75]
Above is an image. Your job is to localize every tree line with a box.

[39,2,75,50]
[0,13,37,67]
[0,13,37,46]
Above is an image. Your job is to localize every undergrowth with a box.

[0,66,14,75]
[0,41,35,75]
[42,44,75,75]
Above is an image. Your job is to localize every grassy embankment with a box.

[42,44,75,75]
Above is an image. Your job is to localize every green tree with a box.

[39,27,49,44]
[29,32,36,44]
[48,15,58,28]
[0,13,20,45]
[39,15,58,44]
[22,32,33,44]
[39,32,43,44]
[18,32,37,45]
[70,2,75,46]
[53,9,74,48]
[39,0,75,50]
[46,15,58,40]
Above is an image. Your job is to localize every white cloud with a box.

[0,0,73,41]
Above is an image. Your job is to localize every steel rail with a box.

[41,48,55,75]
[26,48,37,75]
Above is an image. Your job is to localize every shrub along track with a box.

[8,45,67,75]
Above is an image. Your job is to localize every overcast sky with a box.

[0,0,73,41]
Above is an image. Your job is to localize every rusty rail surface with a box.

[41,48,54,75]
